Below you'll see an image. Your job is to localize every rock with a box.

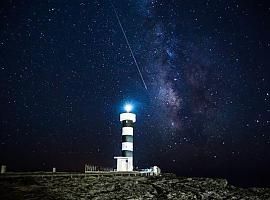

[0,174,269,199]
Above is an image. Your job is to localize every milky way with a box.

[134,0,221,136]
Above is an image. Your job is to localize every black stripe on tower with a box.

[121,120,134,127]
[122,135,133,142]
[122,150,133,157]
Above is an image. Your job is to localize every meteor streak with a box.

[111,2,148,90]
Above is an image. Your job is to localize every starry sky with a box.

[0,0,269,186]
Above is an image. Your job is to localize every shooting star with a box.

[111,2,148,90]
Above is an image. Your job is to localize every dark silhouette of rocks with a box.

[0,174,269,199]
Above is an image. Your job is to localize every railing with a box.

[84,165,113,172]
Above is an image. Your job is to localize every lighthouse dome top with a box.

[124,104,133,113]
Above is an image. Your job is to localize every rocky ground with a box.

[0,173,269,199]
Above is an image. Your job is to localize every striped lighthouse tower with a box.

[114,104,136,171]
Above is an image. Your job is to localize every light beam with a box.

[124,104,133,112]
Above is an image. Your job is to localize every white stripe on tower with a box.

[122,127,133,136]
[122,142,133,151]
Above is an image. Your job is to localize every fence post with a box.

[1,165,6,174]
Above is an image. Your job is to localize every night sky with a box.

[0,0,270,187]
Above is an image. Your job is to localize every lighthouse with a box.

[114,104,135,171]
